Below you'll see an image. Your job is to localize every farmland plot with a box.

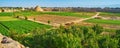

[0,24,9,35]
[0,17,51,34]
[0,11,96,18]
[100,12,120,17]
[0,16,19,21]
[0,20,51,33]
[27,15,82,26]
[85,19,120,25]
[39,11,96,18]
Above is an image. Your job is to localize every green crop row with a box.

[0,11,96,18]
[0,20,51,34]
[0,23,9,35]
[0,16,19,21]
[0,12,14,16]
[39,11,95,18]
[85,19,120,25]
[100,12,120,17]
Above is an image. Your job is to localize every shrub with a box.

[47,20,51,24]
[116,30,120,37]
[92,24,103,34]
[24,16,28,20]
[33,33,81,48]
[7,25,119,48]
[33,18,36,21]
[16,16,19,18]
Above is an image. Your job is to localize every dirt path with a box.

[62,12,100,26]
[73,12,100,22]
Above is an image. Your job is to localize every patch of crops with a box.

[0,11,96,18]
[85,19,120,25]
[0,20,51,34]
[0,16,19,21]
[40,12,94,18]
[0,23,9,35]
[0,12,14,16]
[100,12,120,17]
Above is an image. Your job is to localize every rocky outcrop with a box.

[0,33,25,48]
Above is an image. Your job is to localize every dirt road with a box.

[73,12,100,23]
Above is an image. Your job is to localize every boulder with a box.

[0,33,25,48]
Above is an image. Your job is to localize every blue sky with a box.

[0,0,120,7]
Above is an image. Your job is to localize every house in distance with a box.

[34,5,43,12]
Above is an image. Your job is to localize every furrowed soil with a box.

[28,15,82,25]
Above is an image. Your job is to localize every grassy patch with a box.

[85,19,120,25]
[0,12,14,16]
[40,12,95,18]
[0,16,19,21]
[0,24,9,35]
[0,20,51,34]
[100,12,120,17]
[0,11,96,18]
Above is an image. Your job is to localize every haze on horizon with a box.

[0,0,120,8]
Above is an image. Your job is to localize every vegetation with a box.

[47,20,51,24]
[100,12,120,17]
[6,25,119,48]
[0,23,9,35]
[33,18,36,21]
[0,11,96,18]
[0,11,119,48]
[24,16,28,20]
[85,19,120,25]
[0,12,14,16]
[0,16,18,21]
[92,24,103,34]
[40,11,95,18]
[0,20,51,35]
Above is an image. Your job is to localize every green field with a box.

[0,11,96,18]
[85,19,120,25]
[100,12,120,17]
[0,12,120,48]
[0,24,9,35]
[0,16,19,21]
[0,12,14,16]
[39,11,96,18]
[0,17,51,35]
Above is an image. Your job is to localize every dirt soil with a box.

[28,15,82,25]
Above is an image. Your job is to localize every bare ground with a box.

[27,15,82,26]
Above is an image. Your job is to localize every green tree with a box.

[92,24,103,34]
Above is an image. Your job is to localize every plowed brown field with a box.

[27,15,82,25]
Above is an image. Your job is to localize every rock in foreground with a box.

[0,33,25,48]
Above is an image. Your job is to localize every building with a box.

[34,6,43,12]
